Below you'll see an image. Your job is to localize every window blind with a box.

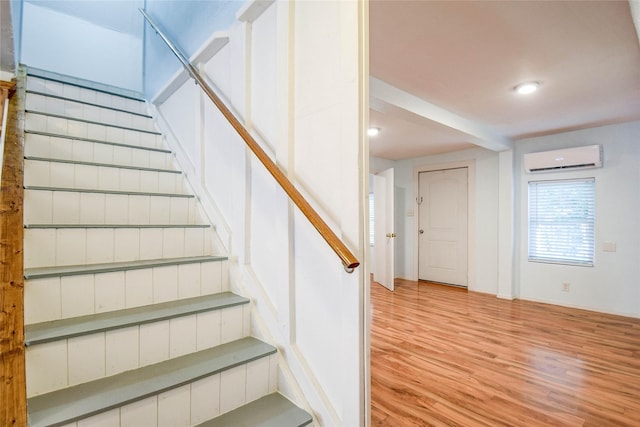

[528,178,595,266]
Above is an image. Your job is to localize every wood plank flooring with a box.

[370,279,640,426]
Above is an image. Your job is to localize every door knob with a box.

[386,233,397,238]
[419,229,424,234]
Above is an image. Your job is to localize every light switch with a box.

[603,242,617,252]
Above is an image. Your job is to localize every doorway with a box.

[417,167,468,287]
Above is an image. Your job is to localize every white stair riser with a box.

[24,160,185,194]
[25,133,174,170]
[25,112,163,150]
[26,305,251,397]
[27,77,147,116]
[24,228,214,268]
[51,356,277,427]
[26,93,156,133]
[25,191,200,226]
[25,261,229,324]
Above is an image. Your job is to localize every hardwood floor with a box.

[370,279,640,426]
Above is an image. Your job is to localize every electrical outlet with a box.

[562,282,570,292]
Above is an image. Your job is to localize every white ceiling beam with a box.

[630,1,640,45]
[370,77,513,152]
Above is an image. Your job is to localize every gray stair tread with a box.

[26,110,161,135]
[25,223,209,229]
[26,292,248,345]
[24,185,193,198]
[24,255,227,280]
[27,337,277,427]
[25,130,172,153]
[195,393,313,427]
[24,156,180,174]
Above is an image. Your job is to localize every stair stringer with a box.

[148,102,323,425]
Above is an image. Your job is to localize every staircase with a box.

[21,68,313,427]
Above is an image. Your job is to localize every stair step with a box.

[25,223,209,229]
[24,161,184,194]
[26,292,248,345]
[27,337,277,427]
[25,188,200,226]
[27,68,145,104]
[24,255,226,280]
[26,110,160,135]
[25,225,213,268]
[25,130,171,154]
[25,132,174,171]
[25,132,174,172]
[25,185,193,198]
[25,112,163,150]
[24,156,180,174]
[195,393,313,427]
[24,157,185,193]
[26,91,156,133]
[26,90,152,118]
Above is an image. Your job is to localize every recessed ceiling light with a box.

[368,127,381,137]
[514,81,540,95]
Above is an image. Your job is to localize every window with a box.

[369,193,375,246]
[528,178,595,266]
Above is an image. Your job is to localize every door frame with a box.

[413,160,476,289]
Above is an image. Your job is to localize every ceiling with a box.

[369,0,640,160]
[25,0,143,37]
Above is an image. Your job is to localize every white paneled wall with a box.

[151,0,367,424]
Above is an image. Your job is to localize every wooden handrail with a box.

[141,9,360,272]
[0,71,27,426]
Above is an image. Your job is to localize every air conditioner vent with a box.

[524,145,602,173]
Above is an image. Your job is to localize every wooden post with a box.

[0,72,27,426]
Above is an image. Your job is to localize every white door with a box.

[373,168,395,291]
[418,168,468,287]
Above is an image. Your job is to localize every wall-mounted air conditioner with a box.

[523,145,603,173]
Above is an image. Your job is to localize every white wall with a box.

[151,1,368,425]
[21,2,142,91]
[515,121,640,317]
